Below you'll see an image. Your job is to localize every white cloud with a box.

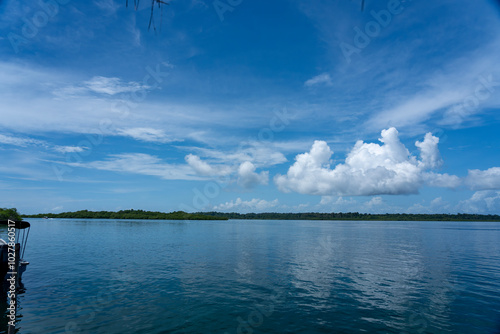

[319,196,337,206]
[185,154,232,177]
[117,127,177,143]
[186,154,215,175]
[366,196,383,207]
[430,197,444,207]
[458,190,500,213]
[52,76,147,98]
[466,167,500,190]
[94,0,120,14]
[185,156,269,188]
[237,161,268,188]
[83,76,145,96]
[53,146,86,153]
[0,134,43,147]
[187,143,287,168]
[275,127,458,196]
[213,198,279,212]
[408,197,452,214]
[52,205,63,212]
[0,133,86,154]
[368,90,464,130]
[363,38,500,130]
[67,153,201,180]
[415,132,442,169]
[0,61,295,147]
[422,172,462,189]
[318,196,358,211]
[319,195,388,213]
[183,144,285,188]
[304,73,332,87]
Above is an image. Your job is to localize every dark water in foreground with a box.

[2,219,500,333]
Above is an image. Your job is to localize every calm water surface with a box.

[2,219,500,333]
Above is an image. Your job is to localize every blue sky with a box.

[1,0,500,215]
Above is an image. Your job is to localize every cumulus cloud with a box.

[304,73,332,87]
[422,172,461,188]
[319,196,355,206]
[237,161,268,188]
[184,145,281,187]
[416,133,443,169]
[317,196,359,212]
[366,196,383,207]
[407,197,453,214]
[466,167,500,190]
[275,127,458,196]
[458,190,500,213]
[213,198,279,212]
[185,154,231,177]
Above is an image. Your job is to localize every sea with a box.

[1,218,500,333]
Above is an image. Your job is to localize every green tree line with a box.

[24,209,228,220]
[0,208,23,221]
[198,211,500,221]
[20,209,500,221]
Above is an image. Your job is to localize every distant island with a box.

[21,209,500,221]
[24,209,228,220]
[199,211,500,221]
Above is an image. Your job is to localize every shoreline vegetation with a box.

[24,210,228,220]
[0,208,23,221]
[21,209,500,222]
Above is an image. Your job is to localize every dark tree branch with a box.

[126,0,169,31]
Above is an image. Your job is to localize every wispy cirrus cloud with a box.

[0,133,86,153]
[364,38,500,131]
[93,0,120,14]
[299,0,500,134]
[0,61,296,145]
[184,144,287,168]
[117,127,180,143]
[84,76,145,95]
[64,153,203,181]
[304,73,332,87]
[52,146,86,153]
[0,134,44,147]
[53,76,147,97]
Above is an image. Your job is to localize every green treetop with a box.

[0,208,22,221]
